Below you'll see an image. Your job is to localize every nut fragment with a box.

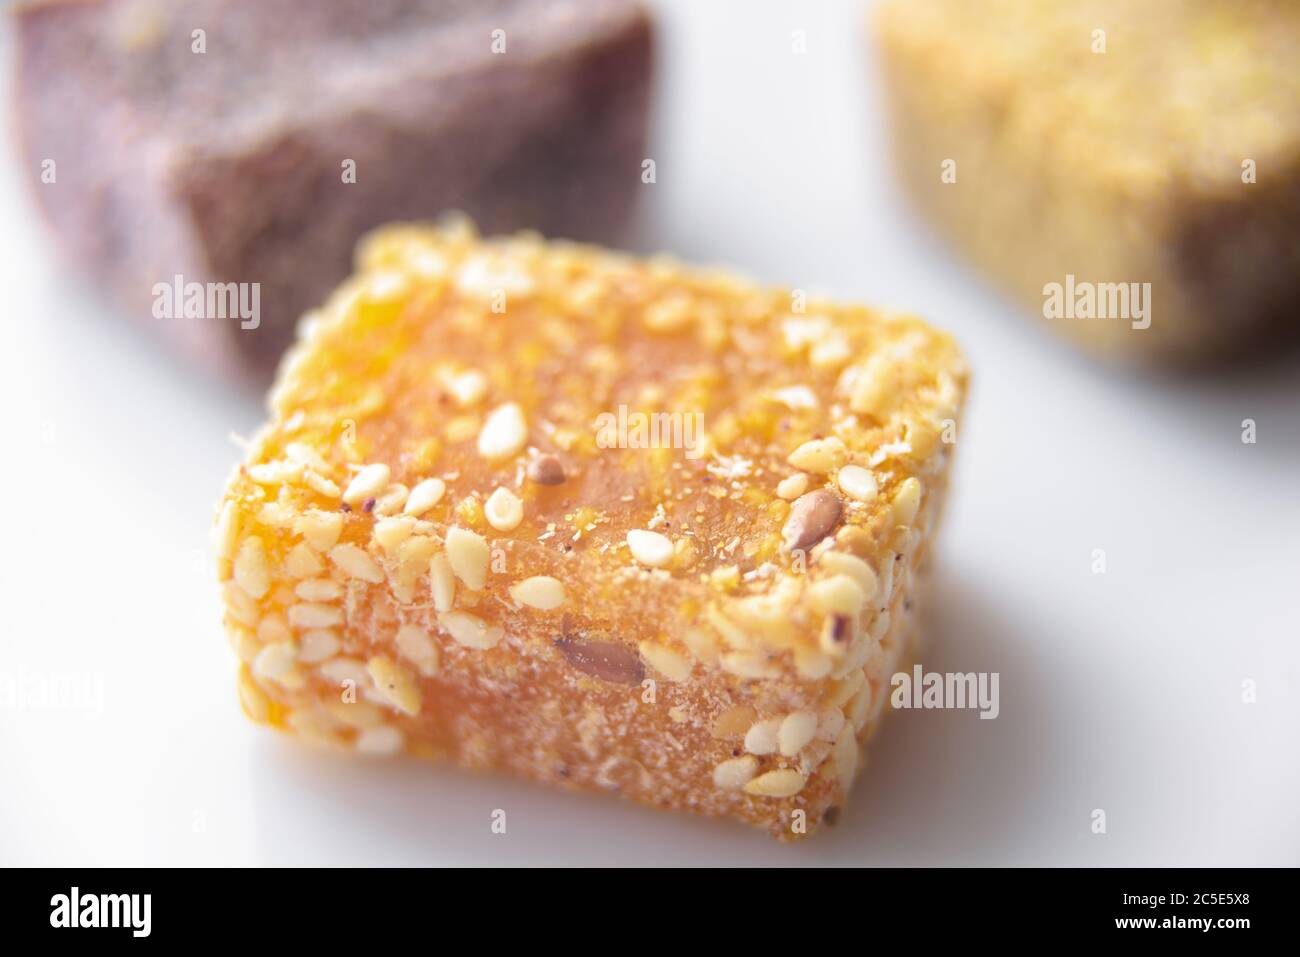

[329,544,385,584]
[776,472,809,501]
[395,623,440,677]
[782,488,843,552]
[555,638,645,685]
[367,655,421,715]
[526,454,566,486]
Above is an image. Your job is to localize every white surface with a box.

[2,0,1297,867]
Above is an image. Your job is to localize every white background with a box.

[2,0,1296,866]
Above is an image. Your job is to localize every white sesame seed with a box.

[446,369,489,408]
[437,610,503,649]
[509,575,565,610]
[787,437,847,474]
[213,500,240,562]
[372,516,415,554]
[295,578,342,602]
[328,544,385,583]
[778,711,818,756]
[297,628,341,664]
[289,602,344,630]
[744,768,807,798]
[233,536,270,599]
[892,477,923,526]
[367,655,421,716]
[776,472,809,501]
[372,483,410,516]
[342,463,391,506]
[444,526,489,590]
[319,657,369,686]
[484,487,524,531]
[833,725,858,790]
[637,641,693,682]
[395,623,440,677]
[296,510,343,551]
[807,574,867,616]
[429,552,456,611]
[303,470,341,499]
[712,755,759,790]
[285,542,324,579]
[477,402,527,461]
[355,725,404,756]
[837,465,878,503]
[404,477,447,516]
[252,642,297,682]
[819,551,879,601]
[744,717,782,755]
[627,529,673,568]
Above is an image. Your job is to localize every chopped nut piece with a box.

[555,639,645,684]
[526,454,566,486]
[782,488,844,552]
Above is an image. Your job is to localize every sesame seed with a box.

[775,472,809,501]
[484,487,524,531]
[297,628,341,664]
[837,465,878,503]
[626,529,673,568]
[509,575,566,610]
[437,610,503,649]
[404,477,447,516]
[295,578,342,602]
[712,756,758,790]
[477,402,527,461]
[743,768,807,798]
[637,641,693,682]
[328,544,385,584]
[787,436,847,473]
[446,369,489,408]
[319,657,369,686]
[367,655,422,716]
[233,536,270,599]
[213,500,240,562]
[444,526,489,590]
[807,574,867,616]
[892,476,923,526]
[343,463,391,506]
[372,515,415,554]
[355,725,404,756]
[778,711,818,756]
[429,552,456,612]
[395,623,440,677]
[252,642,298,685]
[296,510,343,551]
[288,602,344,630]
[743,717,781,755]
[285,542,324,579]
